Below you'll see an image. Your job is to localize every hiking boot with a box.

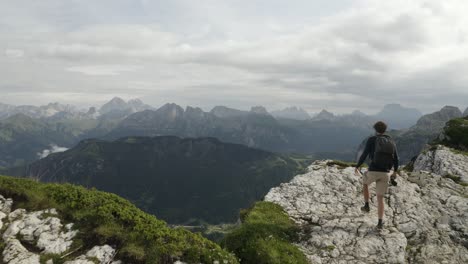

[360,204,370,213]
[376,222,384,230]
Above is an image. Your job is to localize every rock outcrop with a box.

[0,195,121,264]
[265,160,468,264]
[414,145,468,183]
[392,106,464,164]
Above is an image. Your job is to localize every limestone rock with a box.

[67,245,117,264]
[0,195,13,214]
[2,239,40,264]
[265,160,468,264]
[0,198,121,264]
[2,208,77,254]
[414,145,468,183]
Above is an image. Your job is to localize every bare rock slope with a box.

[265,159,468,264]
[414,145,468,183]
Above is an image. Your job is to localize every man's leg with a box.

[375,172,389,229]
[377,194,384,219]
[377,194,384,229]
[363,183,370,202]
[361,183,370,212]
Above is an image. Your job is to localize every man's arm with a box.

[356,138,371,168]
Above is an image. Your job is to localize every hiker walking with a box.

[355,121,399,229]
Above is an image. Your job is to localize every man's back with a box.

[357,135,399,172]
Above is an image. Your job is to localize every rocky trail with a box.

[265,156,468,264]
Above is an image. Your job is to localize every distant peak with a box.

[250,106,269,114]
[382,103,402,109]
[128,98,142,103]
[440,105,461,112]
[210,106,247,118]
[160,103,183,109]
[157,103,184,117]
[351,110,366,116]
[271,106,311,120]
[314,109,335,120]
[318,109,334,116]
[109,97,126,103]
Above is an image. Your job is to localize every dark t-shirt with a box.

[356,135,399,172]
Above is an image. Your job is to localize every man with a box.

[355,121,399,230]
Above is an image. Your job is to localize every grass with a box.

[324,245,336,251]
[0,175,238,264]
[451,148,468,156]
[221,202,308,264]
[403,161,415,172]
[443,173,468,187]
[327,160,359,169]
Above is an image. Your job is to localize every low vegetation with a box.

[221,201,307,264]
[327,160,358,169]
[0,175,238,264]
[444,173,468,187]
[439,117,468,151]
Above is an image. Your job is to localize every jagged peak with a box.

[156,103,185,119]
[271,106,311,120]
[314,109,335,120]
[250,106,269,115]
[377,103,422,115]
[210,106,247,118]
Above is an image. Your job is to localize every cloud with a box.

[0,0,468,113]
[37,144,69,159]
[4,49,25,58]
[66,65,142,76]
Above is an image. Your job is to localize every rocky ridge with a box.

[414,145,468,183]
[264,159,468,264]
[0,195,121,264]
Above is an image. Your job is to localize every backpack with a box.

[373,135,395,170]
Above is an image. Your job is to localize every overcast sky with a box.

[1,0,468,114]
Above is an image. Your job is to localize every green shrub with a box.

[0,175,238,264]
[441,117,468,151]
[222,202,307,264]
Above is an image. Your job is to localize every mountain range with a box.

[0,97,465,169]
[15,136,309,224]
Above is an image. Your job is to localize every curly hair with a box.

[373,121,387,134]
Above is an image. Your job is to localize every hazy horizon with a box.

[2,96,461,116]
[2,0,468,114]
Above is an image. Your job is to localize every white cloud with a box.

[5,49,24,58]
[37,144,69,159]
[0,0,468,113]
[66,65,142,76]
